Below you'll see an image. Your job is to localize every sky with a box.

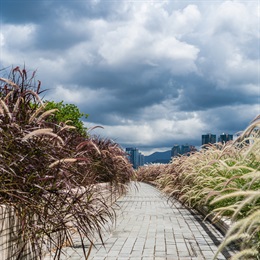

[0,0,259,155]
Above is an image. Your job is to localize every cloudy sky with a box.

[0,0,259,155]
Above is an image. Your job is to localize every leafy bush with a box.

[44,100,88,136]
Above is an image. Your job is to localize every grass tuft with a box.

[137,114,260,258]
[0,67,135,258]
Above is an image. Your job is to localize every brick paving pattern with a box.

[47,182,233,260]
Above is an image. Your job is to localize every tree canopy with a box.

[44,101,88,136]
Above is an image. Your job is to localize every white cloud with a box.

[96,2,200,73]
[50,85,87,104]
[213,1,258,38]
[0,33,4,47]
[0,24,37,67]
[98,25,199,76]
[192,1,259,90]
[98,24,146,64]
[168,4,201,37]
[49,85,112,106]
[1,24,35,49]
[153,37,198,60]
[86,109,205,150]
[226,53,258,80]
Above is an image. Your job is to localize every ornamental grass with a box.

[0,67,134,259]
[137,115,260,259]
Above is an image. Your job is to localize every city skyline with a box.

[126,130,234,167]
[127,131,237,156]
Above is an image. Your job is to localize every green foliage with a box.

[44,100,88,136]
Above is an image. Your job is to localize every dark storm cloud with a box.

[1,0,51,23]
[78,64,179,98]
[0,0,259,154]
[71,64,181,125]
[1,0,118,51]
[173,74,258,112]
[1,0,119,24]
[33,20,88,50]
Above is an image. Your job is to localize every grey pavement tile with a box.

[155,251,167,257]
[56,182,235,260]
[166,255,179,260]
[90,256,106,260]
[106,250,121,256]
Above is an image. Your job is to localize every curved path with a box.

[59,182,234,260]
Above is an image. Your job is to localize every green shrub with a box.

[44,100,88,136]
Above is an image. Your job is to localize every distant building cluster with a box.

[171,144,197,157]
[125,147,144,169]
[126,132,234,167]
[202,133,233,145]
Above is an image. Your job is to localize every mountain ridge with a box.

[144,150,171,164]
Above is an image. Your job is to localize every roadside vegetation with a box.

[137,115,260,259]
[0,67,134,259]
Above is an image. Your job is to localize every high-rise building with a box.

[171,144,197,157]
[125,147,144,169]
[202,133,216,145]
[139,154,145,167]
[218,133,233,143]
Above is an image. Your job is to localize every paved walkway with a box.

[53,182,234,259]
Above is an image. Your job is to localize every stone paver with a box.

[45,182,234,259]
